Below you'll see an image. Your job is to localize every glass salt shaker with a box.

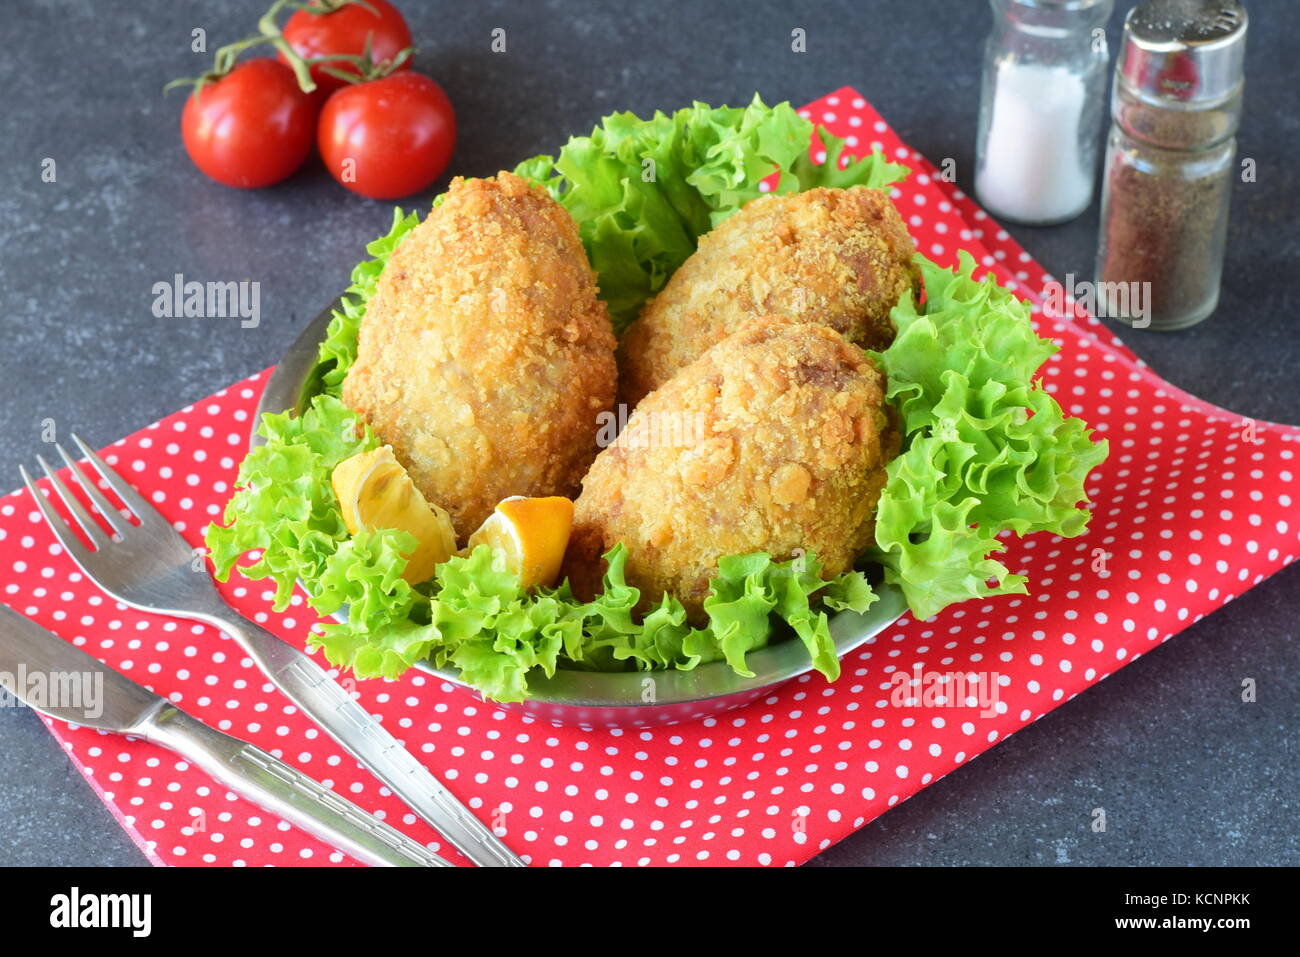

[1094,0,1248,330]
[974,0,1114,226]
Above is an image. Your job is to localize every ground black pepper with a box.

[1097,135,1234,325]
[1094,0,1246,331]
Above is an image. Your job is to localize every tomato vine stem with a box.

[165,0,384,97]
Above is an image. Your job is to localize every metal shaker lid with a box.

[1119,0,1247,104]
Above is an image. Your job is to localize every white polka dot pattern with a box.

[2,87,1297,867]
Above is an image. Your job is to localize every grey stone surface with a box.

[0,0,1295,867]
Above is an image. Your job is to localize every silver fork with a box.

[21,434,526,868]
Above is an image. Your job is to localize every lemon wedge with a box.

[466,496,574,589]
[331,446,457,584]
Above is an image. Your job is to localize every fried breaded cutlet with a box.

[563,317,899,622]
[617,185,920,408]
[342,171,618,539]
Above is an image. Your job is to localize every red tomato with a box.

[317,73,456,199]
[281,0,413,96]
[180,59,316,189]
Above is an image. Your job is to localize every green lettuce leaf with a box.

[869,251,1109,620]
[205,101,1106,702]
[515,94,908,332]
[208,398,871,700]
[206,394,378,609]
[302,543,865,703]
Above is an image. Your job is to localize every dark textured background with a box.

[0,0,1295,867]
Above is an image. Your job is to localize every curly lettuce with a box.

[514,94,907,332]
[206,99,1105,702]
[207,384,878,701]
[206,394,380,608]
[210,417,876,704]
[868,252,1108,620]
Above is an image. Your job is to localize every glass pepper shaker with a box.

[1094,0,1248,330]
[974,0,1114,226]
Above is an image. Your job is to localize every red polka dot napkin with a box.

[2,88,1296,867]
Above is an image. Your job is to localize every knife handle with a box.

[207,611,526,867]
[139,705,449,868]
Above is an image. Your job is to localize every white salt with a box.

[976,60,1094,223]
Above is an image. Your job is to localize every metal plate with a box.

[252,301,907,727]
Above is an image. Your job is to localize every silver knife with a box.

[0,604,450,868]
[23,436,527,867]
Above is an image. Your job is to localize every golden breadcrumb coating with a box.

[342,171,618,539]
[564,317,899,622]
[617,186,919,408]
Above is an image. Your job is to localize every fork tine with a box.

[20,464,96,560]
[54,443,130,536]
[35,455,111,549]
[69,433,156,524]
